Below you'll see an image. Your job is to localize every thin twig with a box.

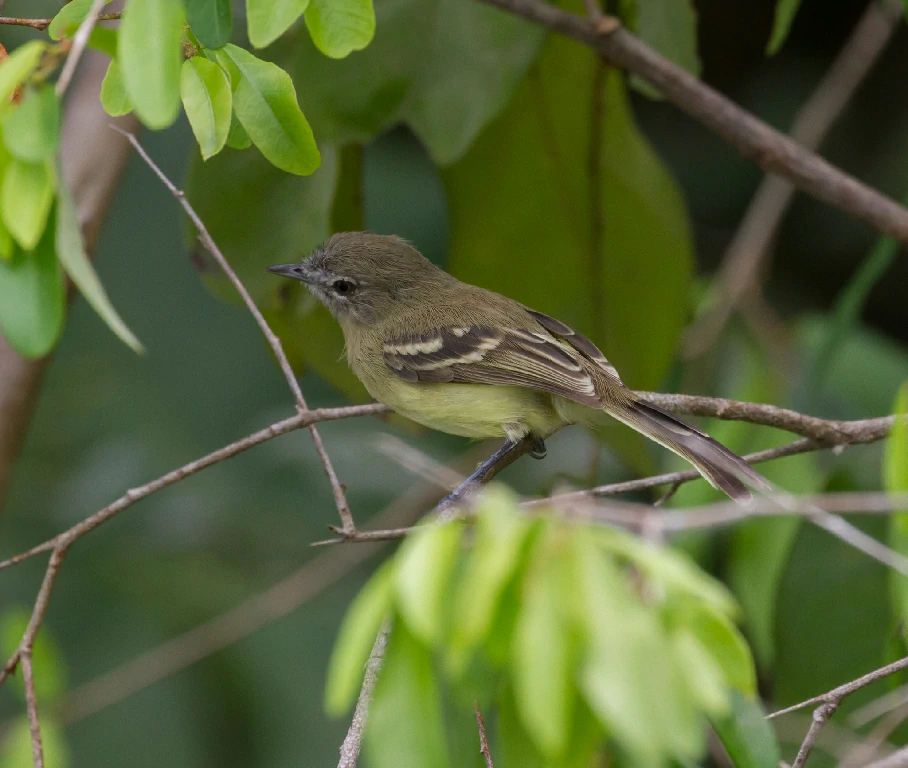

[792,702,840,768]
[866,746,908,768]
[55,0,108,96]
[477,0,908,242]
[475,701,494,768]
[0,13,121,31]
[338,625,389,768]
[20,652,44,768]
[110,127,357,535]
[682,0,903,358]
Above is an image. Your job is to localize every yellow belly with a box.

[369,380,566,440]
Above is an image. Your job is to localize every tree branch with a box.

[475,702,495,768]
[0,13,121,30]
[111,128,359,535]
[477,0,908,242]
[338,625,389,768]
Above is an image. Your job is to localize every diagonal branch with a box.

[111,127,358,535]
[477,0,908,243]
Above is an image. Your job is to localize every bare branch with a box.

[0,13,121,30]
[477,0,908,242]
[475,702,495,768]
[681,0,904,358]
[20,652,45,768]
[338,625,389,768]
[111,127,358,534]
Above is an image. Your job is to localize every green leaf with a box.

[225,112,252,149]
[324,562,394,716]
[0,221,64,358]
[181,57,232,160]
[56,178,144,353]
[0,608,68,703]
[304,0,375,59]
[444,47,693,393]
[365,622,450,768]
[766,0,803,55]
[118,0,185,129]
[186,0,233,49]
[2,86,60,162]
[625,0,699,99]
[87,26,118,58]
[887,383,908,637]
[0,218,11,261]
[512,534,575,758]
[48,0,113,40]
[247,0,309,49]
[395,521,462,645]
[0,41,46,110]
[1,159,55,251]
[712,692,781,768]
[100,59,132,117]
[217,44,320,175]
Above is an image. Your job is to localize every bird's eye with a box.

[333,279,355,296]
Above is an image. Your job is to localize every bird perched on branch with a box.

[268,232,768,503]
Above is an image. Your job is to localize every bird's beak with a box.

[266,262,316,284]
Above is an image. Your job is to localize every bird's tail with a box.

[606,397,771,504]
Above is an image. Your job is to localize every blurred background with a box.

[2,0,908,765]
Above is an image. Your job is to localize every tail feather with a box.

[607,398,770,504]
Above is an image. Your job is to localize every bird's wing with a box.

[382,317,621,408]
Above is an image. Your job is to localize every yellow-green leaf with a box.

[304,0,375,59]
[0,41,46,109]
[48,0,114,40]
[1,159,55,251]
[2,85,60,162]
[246,0,309,49]
[181,57,232,160]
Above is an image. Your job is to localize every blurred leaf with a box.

[247,0,309,49]
[670,627,729,715]
[1,159,55,251]
[331,143,365,232]
[625,0,699,99]
[445,46,693,392]
[186,0,233,49]
[0,608,68,703]
[0,716,69,768]
[887,382,908,635]
[181,57,232,160]
[217,44,320,175]
[118,0,184,129]
[87,26,118,58]
[304,0,376,59]
[395,520,463,645]
[712,692,781,768]
[0,218,11,261]
[324,562,394,716]
[282,0,542,164]
[48,0,113,40]
[365,622,450,768]
[225,111,252,149]
[2,86,60,162]
[766,0,803,55]
[0,221,64,358]
[100,59,132,117]
[56,178,144,353]
[0,41,46,111]
[512,532,576,758]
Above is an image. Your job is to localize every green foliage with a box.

[2,86,60,162]
[1,159,55,251]
[118,0,186,129]
[304,0,376,59]
[100,59,133,117]
[48,0,114,40]
[185,0,233,49]
[0,42,47,116]
[711,692,781,768]
[887,383,908,635]
[0,717,70,768]
[181,57,233,160]
[622,0,699,98]
[326,488,758,765]
[766,0,803,55]
[247,0,310,49]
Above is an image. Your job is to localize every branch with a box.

[0,13,121,30]
[475,702,495,768]
[338,625,389,768]
[20,652,45,768]
[682,0,903,358]
[477,0,908,243]
[111,128,359,535]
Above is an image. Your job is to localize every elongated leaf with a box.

[0,41,46,108]
[1,159,55,251]
[887,383,908,634]
[100,59,132,117]
[767,0,803,55]
[304,0,375,59]
[181,57,232,160]
[186,0,233,49]
[0,223,64,358]
[365,623,450,768]
[395,521,462,645]
[247,0,309,49]
[2,86,60,161]
[217,44,320,175]
[48,0,114,40]
[56,179,143,353]
[324,563,394,716]
[712,692,781,768]
[118,0,185,129]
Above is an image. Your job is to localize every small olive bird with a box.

[268,232,768,503]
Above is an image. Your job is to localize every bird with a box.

[268,232,768,503]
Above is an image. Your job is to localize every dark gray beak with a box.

[266,262,315,284]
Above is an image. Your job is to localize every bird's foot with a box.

[529,436,547,460]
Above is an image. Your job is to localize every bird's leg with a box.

[437,436,536,517]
